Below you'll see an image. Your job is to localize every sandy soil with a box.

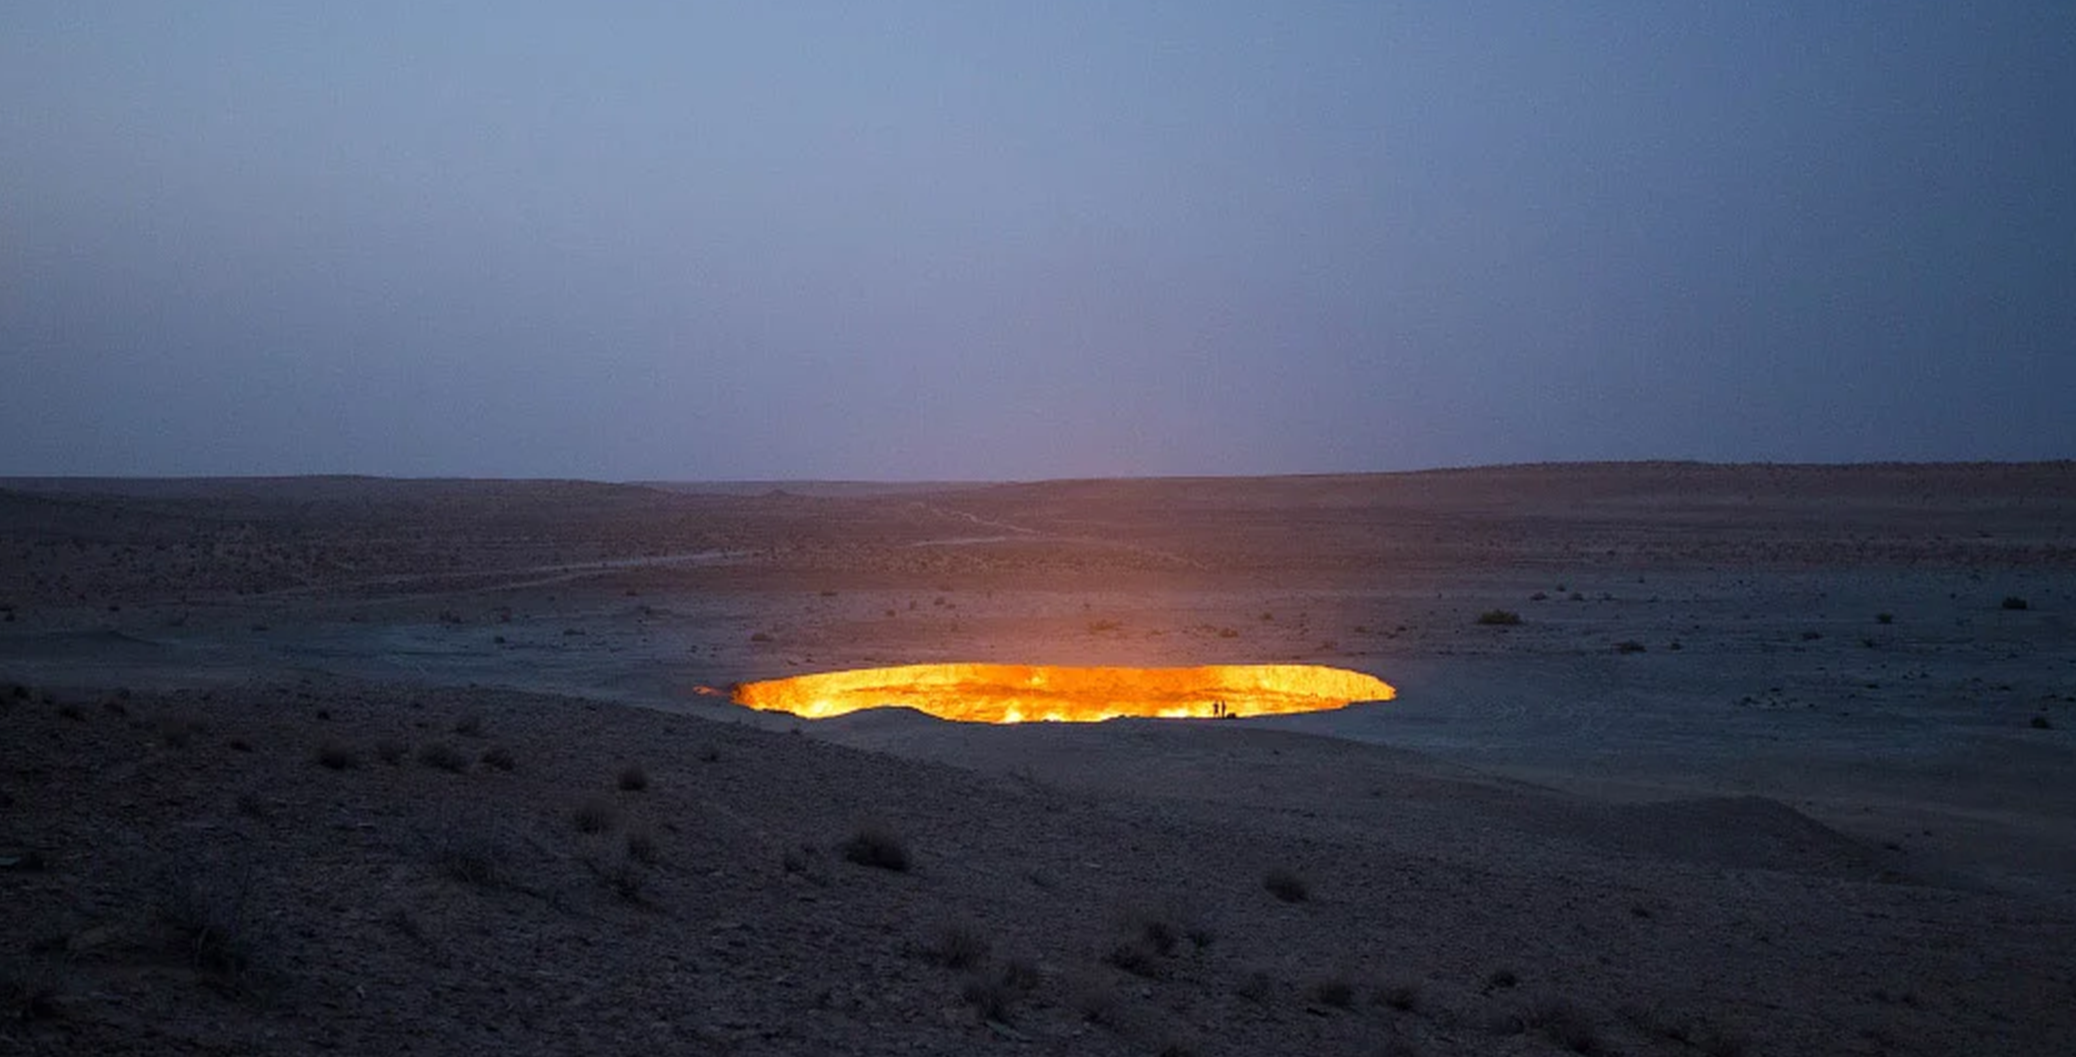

[2,463,2073,1055]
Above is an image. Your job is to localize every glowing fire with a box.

[731,663,1395,724]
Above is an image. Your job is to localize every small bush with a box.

[961,972,1015,1021]
[419,742,468,773]
[1264,868,1309,903]
[572,799,618,834]
[453,713,484,737]
[3,958,64,1022]
[1103,940,1163,979]
[625,829,661,865]
[479,746,516,771]
[1311,975,1356,1009]
[1485,968,1519,991]
[156,716,199,748]
[1236,969,1275,1003]
[1876,612,1894,624]
[1528,997,1601,1054]
[1377,981,1422,1012]
[1613,640,1648,654]
[604,857,646,903]
[1476,609,1522,626]
[925,920,991,969]
[155,864,266,985]
[841,823,910,871]
[617,765,649,791]
[383,907,424,942]
[998,956,1042,992]
[434,820,506,887]
[314,740,361,770]
[2032,715,2054,730]
[2001,596,2029,610]
[1070,972,1120,1025]
[374,740,408,765]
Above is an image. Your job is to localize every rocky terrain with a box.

[4,463,2074,1055]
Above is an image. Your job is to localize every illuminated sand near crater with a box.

[732,663,1396,723]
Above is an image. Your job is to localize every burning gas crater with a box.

[732,663,1395,724]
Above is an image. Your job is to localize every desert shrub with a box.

[453,713,484,737]
[603,857,645,903]
[419,742,469,773]
[2032,715,2054,730]
[383,907,424,942]
[1476,610,1521,626]
[998,956,1042,992]
[1695,1024,1753,1057]
[431,814,508,887]
[1312,974,1356,1009]
[617,765,649,791]
[1264,868,1309,903]
[314,740,361,770]
[841,822,910,871]
[1876,612,1894,624]
[2001,596,2029,610]
[1087,619,1121,633]
[155,862,268,986]
[3,957,64,1022]
[1614,640,1648,654]
[156,716,199,747]
[1236,969,1275,1003]
[961,972,1015,1021]
[374,739,408,765]
[1377,980,1422,1012]
[1485,967,1519,991]
[1528,997,1601,1054]
[572,799,618,834]
[625,829,661,865]
[1103,940,1163,979]
[1070,971,1120,1025]
[925,920,991,969]
[479,746,516,771]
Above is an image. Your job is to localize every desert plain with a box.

[2,462,2073,1055]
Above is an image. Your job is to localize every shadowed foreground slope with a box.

[6,677,2073,1056]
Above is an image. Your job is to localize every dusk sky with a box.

[4,2,2072,481]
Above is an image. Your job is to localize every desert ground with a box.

[3,463,2073,1055]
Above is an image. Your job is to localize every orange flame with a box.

[731,663,1395,724]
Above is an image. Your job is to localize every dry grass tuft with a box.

[1527,996,1601,1054]
[624,828,661,865]
[313,740,361,770]
[572,799,618,834]
[1264,868,1309,903]
[419,742,469,773]
[840,822,910,871]
[924,920,991,969]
